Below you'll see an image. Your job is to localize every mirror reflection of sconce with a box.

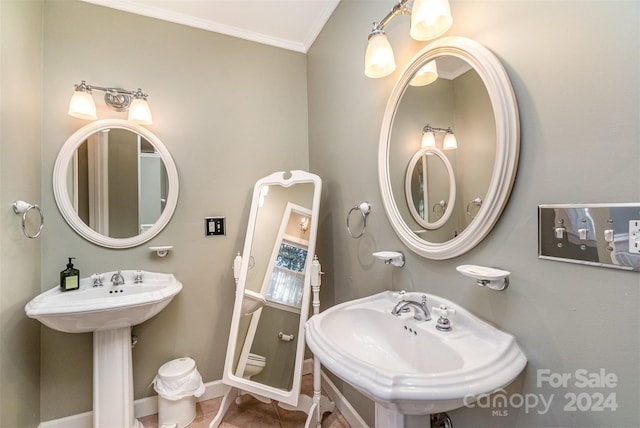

[409,60,438,86]
[68,80,153,125]
[364,0,453,78]
[422,124,457,150]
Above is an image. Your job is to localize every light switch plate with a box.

[205,217,225,236]
[539,203,640,271]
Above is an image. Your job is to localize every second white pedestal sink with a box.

[305,291,526,427]
[26,270,182,428]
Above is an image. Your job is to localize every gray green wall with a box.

[39,0,308,421]
[308,1,639,427]
[2,0,640,427]
[0,1,43,427]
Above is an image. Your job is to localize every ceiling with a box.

[81,0,341,53]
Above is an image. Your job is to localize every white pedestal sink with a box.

[25,270,182,428]
[305,291,527,428]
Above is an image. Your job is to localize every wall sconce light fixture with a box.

[68,80,153,125]
[422,124,457,150]
[364,0,453,79]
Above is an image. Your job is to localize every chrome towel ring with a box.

[432,200,447,219]
[466,197,483,218]
[347,202,371,239]
[13,200,44,239]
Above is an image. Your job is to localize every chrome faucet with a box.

[391,295,431,321]
[110,271,125,286]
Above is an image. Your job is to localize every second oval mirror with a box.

[405,146,456,234]
[379,37,519,259]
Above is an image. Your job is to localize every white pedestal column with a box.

[374,404,433,428]
[93,327,142,428]
[375,404,405,428]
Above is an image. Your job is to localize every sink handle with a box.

[431,305,456,318]
[92,274,104,287]
[134,270,143,284]
[433,305,455,332]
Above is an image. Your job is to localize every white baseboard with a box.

[38,379,229,428]
[38,363,366,428]
[38,411,92,428]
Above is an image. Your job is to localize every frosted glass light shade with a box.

[68,91,97,120]
[410,0,453,41]
[128,98,153,125]
[443,132,458,150]
[421,131,436,148]
[410,60,439,86]
[364,33,396,78]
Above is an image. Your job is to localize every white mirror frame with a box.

[222,170,322,405]
[405,147,456,230]
[379,37,519,260]
[53,119,179,248]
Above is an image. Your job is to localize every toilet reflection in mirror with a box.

[221,170,321,408]
[234,201,312,390]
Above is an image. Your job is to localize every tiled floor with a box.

[139,374,351,428]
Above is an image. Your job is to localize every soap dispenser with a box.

[60,257,80,292]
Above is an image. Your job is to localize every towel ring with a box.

[432,200,447,219]
[347,202,371,239]
[466,197,483,218]
[13,200,44,239]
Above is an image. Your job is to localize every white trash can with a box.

[153,357,205,428]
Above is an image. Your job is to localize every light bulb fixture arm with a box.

[369,0,411,37]
[423,124,454,134]
[364,0,453,79]
[69,80,153,124]
[75,81,148,99]
[73,80,149,112]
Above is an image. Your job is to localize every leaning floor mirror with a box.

[216,170,322,422]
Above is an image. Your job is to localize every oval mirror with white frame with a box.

[53,119,179,248]
[405,146,456,230]
[222,170,321,406]
[379,37,519,259]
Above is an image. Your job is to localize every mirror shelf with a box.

[53,119,179,249]
[379,37,520,259]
